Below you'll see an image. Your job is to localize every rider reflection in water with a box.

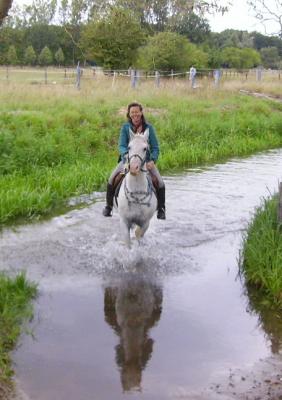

[102,102,166,220]
[104,277,163,392]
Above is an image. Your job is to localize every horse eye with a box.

[128,145,131,151]
[143,147,147,152]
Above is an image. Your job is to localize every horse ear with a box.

[129,128,135,141]
[143,128,149,141]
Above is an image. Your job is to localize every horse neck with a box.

[126,170,147,191]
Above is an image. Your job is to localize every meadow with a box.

[0,71,282,226]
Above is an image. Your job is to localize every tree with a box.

[55,47,65,66]
[136,31,208,70]
[220,46,261,68]
[38,45,53,65]
[169,12,211,43]
[6,44,18,64]
[247,0,282,38]
[80,8,145,68]
[24,45,37,65]
[22,0,57,25]
[260,46,280,68]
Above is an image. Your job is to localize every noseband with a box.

[128,153,147,172]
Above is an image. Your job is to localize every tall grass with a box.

[0,273,37,386]
[1,79,282,225]
[241,194,282,308]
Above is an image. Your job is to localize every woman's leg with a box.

[149,165,166,220]
[103,162,124,217]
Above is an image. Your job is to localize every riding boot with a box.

[102,183,115,217]
[157,186,166,220]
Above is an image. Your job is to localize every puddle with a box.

[1,149,282,399]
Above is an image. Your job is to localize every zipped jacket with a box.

[118,122,160,163]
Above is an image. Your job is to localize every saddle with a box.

[113,171,159,204]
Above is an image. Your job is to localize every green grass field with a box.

[0,77,282,225]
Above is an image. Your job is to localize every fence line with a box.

[0,66,281,89]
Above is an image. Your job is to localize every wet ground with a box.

[1,150,282,400]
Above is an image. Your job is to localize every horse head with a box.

[128,128,149,176]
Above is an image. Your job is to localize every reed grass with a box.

[0,77,282,225]
[0,273,37,386]
[241,194,282,308]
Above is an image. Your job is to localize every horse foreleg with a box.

[135,221,149,240]
[120,219,131,248]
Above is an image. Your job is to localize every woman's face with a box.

[129,106,142,127]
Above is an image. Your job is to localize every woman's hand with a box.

[146,161,155,170]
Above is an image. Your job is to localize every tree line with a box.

[1,0,282,70]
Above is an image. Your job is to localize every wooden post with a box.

[6,65,9,81]
[278,182,282,223]
[44,67,47,84]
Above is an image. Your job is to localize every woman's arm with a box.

[149,125,159,162]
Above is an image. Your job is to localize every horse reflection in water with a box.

[104,273,162,392]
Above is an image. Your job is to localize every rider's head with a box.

[127,102,146,129]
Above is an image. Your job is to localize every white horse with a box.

[115,129,157,247]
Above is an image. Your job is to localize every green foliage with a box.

[80,8,145,69]
[0,273,37,382]
[221,46,261,68]
[6,45,18,65]
[169,12,211,44]
[241,195,282,308]
[54,47,65,66]
[38,45,53,66]
[260,47,281,69]
[136,31,208,70]
[24,45,37,65]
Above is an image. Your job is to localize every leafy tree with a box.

[169,12,211,43]
[55,47,65,66]
[22,0,57,25]
[38,45,53,65]
[240,47,261,68]
[220,46,261,69]
[6,44,18,64]
[80,8,145,68]
[24,45,37,65]
[136,31,208,70]
[260,47,280,69]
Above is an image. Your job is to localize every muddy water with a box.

[1,150,282,400]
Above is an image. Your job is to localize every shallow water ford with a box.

[1,150,282,400]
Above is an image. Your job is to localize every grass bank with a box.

[241,194,282,308]
[0,79,282,225]
[0,273,37,397]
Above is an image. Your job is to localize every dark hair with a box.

[126,102,146,131]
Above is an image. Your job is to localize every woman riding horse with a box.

[102,102,166,220]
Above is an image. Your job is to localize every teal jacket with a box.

[119,122,160,162]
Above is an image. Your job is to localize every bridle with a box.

[128,152,147,173]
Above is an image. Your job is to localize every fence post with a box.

[44,67,47,84]
[112,71,117,88]
[155,71,160,87]
[130,69,137,88]
[76,61,81,90]
[6,65,9,81]
[278,182,282,223]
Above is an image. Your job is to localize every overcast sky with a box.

[207,0,279,35]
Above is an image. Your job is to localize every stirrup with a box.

[103,206,112,217]
[157,207,166,220]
